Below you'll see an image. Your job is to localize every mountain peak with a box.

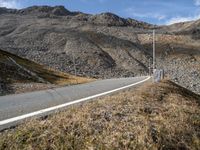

[90,12,127,26]
[19,5,71,16]
[0,6,153,28]
[89,12,153,27]
[0,6,72,16]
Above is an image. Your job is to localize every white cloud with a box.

[166,14,200,25]
[0,0,21,8]
[125,8,166,20]
[165,0,200,25]
[194,0,200,6]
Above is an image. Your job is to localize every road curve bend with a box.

[0,76,150,130]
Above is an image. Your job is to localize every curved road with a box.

[0,76,150,130]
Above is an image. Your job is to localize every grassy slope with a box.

[0,49,92,85]
[0,80,199,150]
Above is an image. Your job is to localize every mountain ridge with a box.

[0,5,200,94]
[0,6,153,28]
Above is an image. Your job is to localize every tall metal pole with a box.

[153,29,156,73]
[152,29,156,82]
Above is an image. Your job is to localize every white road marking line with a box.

[0,76,150,126]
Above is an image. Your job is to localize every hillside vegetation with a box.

[0,49,92,95]
[0,80,199,149]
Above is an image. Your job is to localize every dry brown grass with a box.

[0,49,93,85]
[0,80,199,150]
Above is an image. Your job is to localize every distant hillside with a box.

[161,19,200,39]
[0,6,200,94]
[1,80,199,149]
[0,6,152,78]
[0,49,91,95]
[0,6,152,28]
[137,31,200,94]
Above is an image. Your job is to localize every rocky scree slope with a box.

[138,33,200,94]
[0,49,90,95]
[0,6,200,94]
[0,6,152,78]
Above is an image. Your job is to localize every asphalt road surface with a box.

[0,76,150,130]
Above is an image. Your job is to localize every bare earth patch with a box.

[0,80,199,150]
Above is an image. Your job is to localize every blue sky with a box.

[1,0,200,25]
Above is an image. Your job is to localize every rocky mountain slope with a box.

[138,33,200,93]
[0,6,199,94]
[0,6,152,78]
[0,49,91,95]
[161,19,200,35]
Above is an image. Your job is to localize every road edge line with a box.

[0,76,151,126]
